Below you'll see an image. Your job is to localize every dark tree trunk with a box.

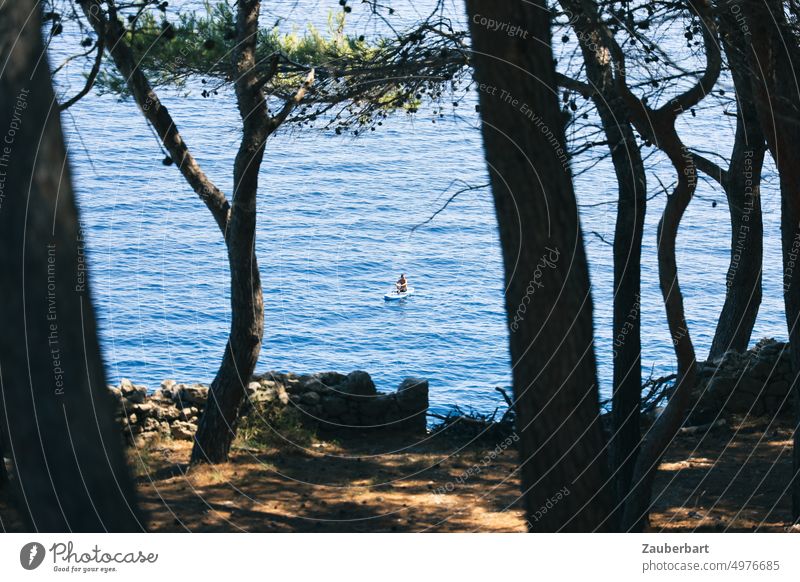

[560,0,647,527]
[607,0,720,530]
[0,0,141,531]
[465,0,611,532]
[191,0,268,464]
[707,5,766,360]
[0,415,8,486]
[742,0,800,520]
[81,0,266,464]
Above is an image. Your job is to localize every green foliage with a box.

[100,2,387,94]
[235,400,316,451]
[94,1,470,131]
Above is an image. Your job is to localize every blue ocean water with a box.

[52,1,789,417]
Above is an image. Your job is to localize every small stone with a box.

[171,421,196,440]
[177,384,209,406]
[143,417,161,432]
[277,385,290,405]
[131,402,155,417]
[120,379,146,403]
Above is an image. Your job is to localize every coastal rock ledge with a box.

[109,371,429,448]
[691,338,795,422]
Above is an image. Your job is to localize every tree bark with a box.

[190,0,269,464]
[78,0,230,233]
[607,0,720,530]
[0,414,8,486]
[466,0,611,532]
[707,4,766,360]
[741,0,800,521]
[559,0,647,528]
[80,0,268,464]
[0,0,141,531]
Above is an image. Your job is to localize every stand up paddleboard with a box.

[384,287,415,301]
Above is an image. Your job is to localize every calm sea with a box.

[51,1,787,417]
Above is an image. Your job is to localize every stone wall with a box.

[110,371,429,447]
[691,339,793,422]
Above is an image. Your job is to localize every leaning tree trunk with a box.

[466,0,612,532]
[707,4,766,360]
[0,0,141,531]
[742,0,800,520]
[560,0,647,527]
[81,0,267,464]
[191,0,268,464]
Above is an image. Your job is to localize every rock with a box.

[302,378,334,395]
[159,406,181,421]
[171,421,196,441]
[128,413,138,425]
[108,387,122,401]
[247,381,261,394]
[160,379,177,397]
[342,371,376,396]
[249,386,277,403]
[179,407,198,421]
[120,379,146,404]
[706,376,736,399]
[766,380,790,396]
[301,391,321,405]
[738,376,766,397]
[312,371,348,388]
[131,402,156,417]
[748,357,775,380]
[321,395,348,418]
[276,384,290,405]
[177,384,209,406]
[396,377,429,409]
[360,396,391,419]
[142,417,161,432]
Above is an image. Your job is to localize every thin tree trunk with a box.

[191,0,268,464]
[606,0,720,530]
[707,5,766,360]
[742,0,800,521]
[559,0,647,527]
[80,0,266,464]
[0,0,141,531]
[466,0,611,532]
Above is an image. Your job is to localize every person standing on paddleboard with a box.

[396,273,408,293]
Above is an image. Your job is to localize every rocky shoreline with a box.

[110,338,794,448]
[691,338,795,422]
[110,370,429,448]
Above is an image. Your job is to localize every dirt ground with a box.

[1,414,797,532]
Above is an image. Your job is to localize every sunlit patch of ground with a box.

[649,414,795,532]
[1,415,797,532]
[134,431,527,533]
